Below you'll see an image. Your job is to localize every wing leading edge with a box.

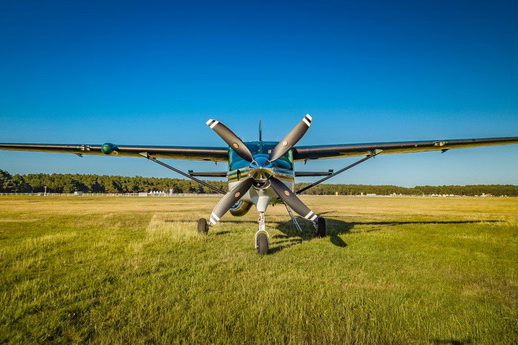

[2,137,518,162]
[292,137,518,160]
[0,143,228,162]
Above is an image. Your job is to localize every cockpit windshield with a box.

[229,141,293,170]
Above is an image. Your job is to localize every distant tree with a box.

[11,175,31,192]
[0,170,15,192]
[0,170,31,192]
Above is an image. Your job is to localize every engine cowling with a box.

[229,200,253,217]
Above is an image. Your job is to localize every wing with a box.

[0,143,228,162]
[293,137,518,161]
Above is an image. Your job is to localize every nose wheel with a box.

[255,213,270,255]
[256,232,269,255]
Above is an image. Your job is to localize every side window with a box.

[228,149,246,170]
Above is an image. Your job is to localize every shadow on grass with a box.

[212,231,231,236]
[351,220,501,226]
[269,218,503,254]
[269,217,354,254]
[431,339,472,345]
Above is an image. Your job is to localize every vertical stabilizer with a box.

[259,120,263,141]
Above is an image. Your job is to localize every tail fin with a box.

[259,120,263,141]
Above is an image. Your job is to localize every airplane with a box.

[1,115,518,254]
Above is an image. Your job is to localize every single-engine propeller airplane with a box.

[1,115,518,254]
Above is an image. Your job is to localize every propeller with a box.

[206,115,318,225]
[209,177,254,225]
[270,177,318,222]
[206,119,254,162]
[268,114,312,162]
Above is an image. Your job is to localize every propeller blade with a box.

[268,114,312,162]
[270,177,318,222]
[206,119,254,162]
[209,177,254,225]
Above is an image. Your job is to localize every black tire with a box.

[316,217,326,238]
[256,233,269,255]
[197,218,209,235]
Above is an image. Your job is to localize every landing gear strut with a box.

[255,212,269,255]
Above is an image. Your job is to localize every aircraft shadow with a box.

[270,217,353,254]
[269,218,502,255]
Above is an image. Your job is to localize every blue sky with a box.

[1,0,517,187]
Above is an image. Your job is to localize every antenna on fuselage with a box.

[259,120,263,142]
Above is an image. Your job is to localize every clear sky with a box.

[1,0,517,187]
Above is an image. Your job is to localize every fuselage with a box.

[228,141,294,213]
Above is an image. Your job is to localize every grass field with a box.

[1,195,517,344]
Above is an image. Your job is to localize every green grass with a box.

[1,195,517,344]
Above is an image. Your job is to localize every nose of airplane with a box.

[249,167,273,182]
[250,156,272,169]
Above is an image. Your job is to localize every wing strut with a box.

[296,151,381,195]
[139,152,226,194]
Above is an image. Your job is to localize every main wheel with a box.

[316,217,326,238]
[197,218,209,235]
[256,232,269,255]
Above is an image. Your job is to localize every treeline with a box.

[1,170,518,196]
[296,183,518,197]
[0,170,227,194]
